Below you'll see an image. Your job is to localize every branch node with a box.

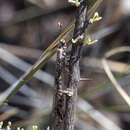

[80,78,91,81]
[59,89,73,97]
[89,12,102,24]
[72,35,84,44]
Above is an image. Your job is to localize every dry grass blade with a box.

[0,48,57,108]
[0,66,39,98]
[102,46,130,106]
[0,108,18,121]
[0,48,54,86]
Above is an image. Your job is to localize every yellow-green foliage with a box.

[0,121,38,130]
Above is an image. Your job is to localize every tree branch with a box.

[51,0,88,130]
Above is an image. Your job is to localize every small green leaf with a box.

[32,125,38,130]
[90,12,102,23]
[85,35,91,42]
[93,12,99,19]
[47,126,50,130]
[75,0,80,7]
[17,127,20,130]
[7,121,11,129]
[68,91,73,97]
[72,38,76,43]
[84,35,98,45]
[84,35,91,45]
[0,121,3,129]
[87,40,98,45]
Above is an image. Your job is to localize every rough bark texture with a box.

[51,41,67,130]
[51,0,88,130]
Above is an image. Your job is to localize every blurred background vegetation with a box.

[0,0,130,129]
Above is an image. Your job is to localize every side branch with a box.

[64,0,88,130]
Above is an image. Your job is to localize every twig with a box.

[51,0,89,129]
[64,0,88,128]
